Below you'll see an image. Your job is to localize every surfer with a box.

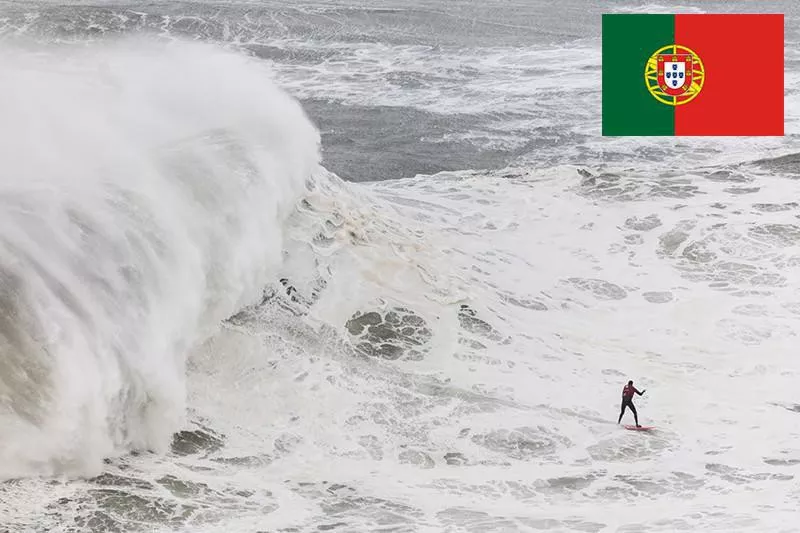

[617,380,646,427]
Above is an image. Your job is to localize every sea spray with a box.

[0,37,320,478]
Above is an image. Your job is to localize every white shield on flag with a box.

[656,53,693,96]
[664,61,686,89]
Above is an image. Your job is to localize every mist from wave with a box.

[0,36,319,478]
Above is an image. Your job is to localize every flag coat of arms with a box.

[602,14,784,136]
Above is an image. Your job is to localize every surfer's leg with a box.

[618,401,627,423]
[630,403,639,426]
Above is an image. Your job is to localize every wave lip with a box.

[0,36,320,478]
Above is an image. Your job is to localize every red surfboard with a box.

[624,425,655,431]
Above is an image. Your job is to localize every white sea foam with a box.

[0,37,319,478]
[166,163,800,531]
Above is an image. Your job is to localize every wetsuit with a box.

[617,384,642,426]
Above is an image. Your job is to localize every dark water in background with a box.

[1,0,798,181]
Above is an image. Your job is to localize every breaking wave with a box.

[0,37,320,478]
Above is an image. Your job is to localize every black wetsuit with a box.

[618,385,642,426]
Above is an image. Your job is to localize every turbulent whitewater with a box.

[1,1,800,533]
[0,38,319,477]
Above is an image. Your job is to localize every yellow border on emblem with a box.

[644,44,705,106]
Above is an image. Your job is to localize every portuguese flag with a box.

[602,14,784,136]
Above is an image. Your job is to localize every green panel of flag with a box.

[602,14,674,136]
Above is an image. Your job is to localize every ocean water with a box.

[1,1,799,532]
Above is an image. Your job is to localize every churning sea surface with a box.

[1,1,799,532]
